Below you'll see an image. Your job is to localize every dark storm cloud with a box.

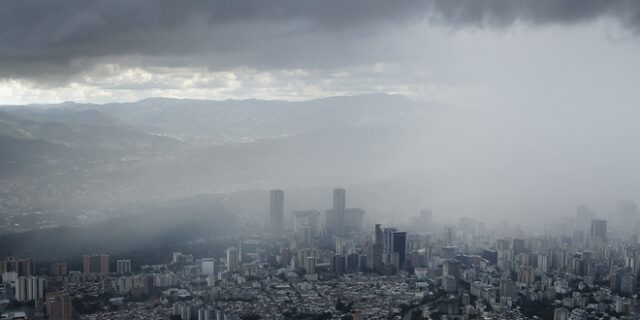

[427,0,640,28]
[0,0,639,81]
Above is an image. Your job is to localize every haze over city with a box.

[1,1,640,320]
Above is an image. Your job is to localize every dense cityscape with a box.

[1,188,639,319]
[3,1,640,319]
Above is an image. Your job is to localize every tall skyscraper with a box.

[382,227,397,264]
[443,259,461,280]
[46,291,73,320]
[201,258,216,275]
[377,225,408,271]
[392,231,407,269]
[15,276,46,302]
[346,253,360,273]
[82,255,93,274]
[0,257,34,277]
[293,210,320,234]
[14,276,27,302]
[512,239,526,256]
[331,254,345,274]
[226,247,239,272]
[100,255,110,274]
[590,219,607,243]
[297,248,317,267]
[269,189,284,238]
[373,224,384,270]
[50,263,68,276]
[83,254,110,274]
[333,188,346,236]
[444,226,455,245]
[305,256,316,274]
[116,259,132,275]
[554,307,570,320]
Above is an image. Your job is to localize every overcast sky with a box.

[1,0,640,106]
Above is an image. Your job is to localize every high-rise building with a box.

[372,224,409,272]
[201,258,216,275]
[572,230,585,247]
[15,276,45,302]
[269,189,284,238]
[359,254,368,271]
[83,254,110,274]
[518,265,536,284]
[226,247,239,272]
[441,246,457,260]
[173,302,192,320]
[305,256,316,274]
[335,238,347,255]
[279,248,291,267]
[82,255,93,274]
[444,226,455,245]
[590,220,607,243]
[2,271,17,284]
[172,252,185,264]
[100,255,110,274]
[116,259,132,275]
[331,254,345,274]
[50,263,68,276]
[0,257,34,277]
[373,224,384,270]
[554,307,569,320]
[481,249,497,264]
[292,210,320,234]
[27,277,44,301]
[512,239,526,256]
[346,253,360,273]
[297,248,317,267]
[46,291,73,320]
[442,275,457,293]
[499,279,516,299]
[293,210,320,244]
[14,276,27,302]
[197,308,209,320]
[392,231,407,269]
[383,228,397,264]
[443,259,461,280]
[333,188,346,236]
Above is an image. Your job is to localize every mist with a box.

[4,3,640,319]
[2,92,640,229]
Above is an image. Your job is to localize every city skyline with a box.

[2,1,640,319]
[1,187,637,319]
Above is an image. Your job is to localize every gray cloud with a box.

[1,0,639,82]
[427,0,640,28]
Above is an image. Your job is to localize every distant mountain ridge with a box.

[0,107,182,152]
[1,93,431,144]
[0,93,442,213]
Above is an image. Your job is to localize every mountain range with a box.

[0,94,440,215]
